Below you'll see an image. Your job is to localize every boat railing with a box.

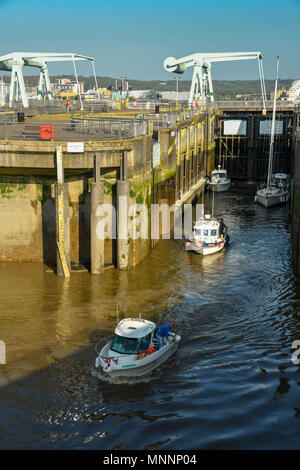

[95,337,113,355]
[95,337,156,363]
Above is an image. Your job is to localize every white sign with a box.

[67,142,85,153]
[259,120,283,136]
[153,142,160,168]
[223,119,247,136]
[0,340,5,364]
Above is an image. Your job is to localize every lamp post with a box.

[174,76,180,110]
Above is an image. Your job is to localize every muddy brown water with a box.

[1,183,300,450]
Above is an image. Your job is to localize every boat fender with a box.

[136,351,147,360]
[175,335,181,343]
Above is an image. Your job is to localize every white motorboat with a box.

[95,317,181,377]
[208,165,231,192]
[255,57,290,208]
[185,214,229,255]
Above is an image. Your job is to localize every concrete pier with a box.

[90,182,105,274]
[117,180,129,270]
[55,182,70,277]
[0,108,216,274]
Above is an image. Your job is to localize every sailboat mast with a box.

[267,56,280,188]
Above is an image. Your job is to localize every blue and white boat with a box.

[185,214,229,255]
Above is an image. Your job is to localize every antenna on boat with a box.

[116,303,119,325]
[212,186,215,218]
[200,188,204,218]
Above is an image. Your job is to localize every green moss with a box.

[162,169,176,181]
[36,184,43,202]
[146,192,152,210]
[104,180,113,196]
[136,192,144,205]
[0,183,26,199]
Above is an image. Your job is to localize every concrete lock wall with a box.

[0,111,215,272]
[292,128,300,276]
[0,183,43,262]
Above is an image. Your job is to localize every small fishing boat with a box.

[255,57,290,208]
[185,214,229,255]
[208,165,231,192]
[95,317,181,377]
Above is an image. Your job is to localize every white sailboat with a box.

[255,56,290,208]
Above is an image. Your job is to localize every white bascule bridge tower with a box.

[164,51,267,109]
[0,52,100,108]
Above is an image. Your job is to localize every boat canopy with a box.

[115,318,156,339]
[274,173,289,180]
[212,169,227,175]
[194,218,220,230]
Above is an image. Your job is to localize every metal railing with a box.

[0,117,150,141]
[176,173,205,201]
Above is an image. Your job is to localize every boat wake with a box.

[91,364,164,384]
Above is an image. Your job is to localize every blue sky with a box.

[0,0,299,81]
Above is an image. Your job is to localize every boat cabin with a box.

[211,169,227,180]
[274,173,290,188]
[193,216,221,240]
[110,318,156,355]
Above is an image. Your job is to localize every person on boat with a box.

[156,323,175,349]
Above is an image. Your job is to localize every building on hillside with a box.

[270,89,287,101]
[236,93,271,100]
[159,91,190,101]
[26,87,38,98]
[52,78,84,95]
[128,90,150,99]
[286,80,300,101]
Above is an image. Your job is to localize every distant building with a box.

[286,80,300,101]
[129,90,150,99]
[52,78,84,95]
[270,89,287,101]
[129,90,189,101]
[159,91,190,101]
[236,93,271,101]
[26,87,38,98]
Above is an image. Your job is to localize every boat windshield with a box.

[110,334,140,354]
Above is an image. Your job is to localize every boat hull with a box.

[208,180,231,192]
[255,190,289,208]
[95,338,179,377]
[185,240,225,255]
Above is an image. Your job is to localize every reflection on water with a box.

[1,183,300,449]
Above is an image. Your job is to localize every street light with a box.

[174,76,180,109]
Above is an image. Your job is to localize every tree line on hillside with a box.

[0,74,294,99]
